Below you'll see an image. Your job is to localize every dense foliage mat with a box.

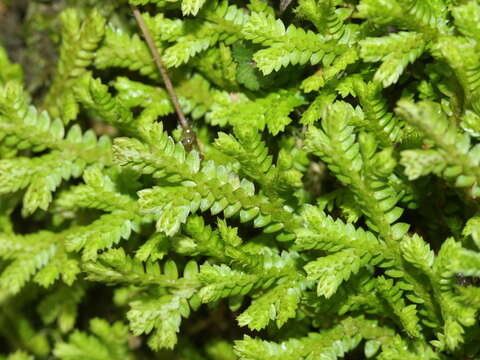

[1,0,480,359]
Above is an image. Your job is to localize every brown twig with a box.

[279,0,295,14]
[130,5,200,152]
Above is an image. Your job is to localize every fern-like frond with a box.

[53,318,132,360]
[295,205,381,253]
[236,280,302,330]
[242,12,344,75]
[0,231,79,301]
[0,47,22,85]
[396,99,480,196]
[42,9,106,123]
[433,36,480,115]
[37,282,86,333]
[353,79,404,146]
[65,212,137,261]
[0,83,112,213]
[214,127,303,196]
[376,276,422,338]
[295,0,357,43]
[86,249,198,350]
[452,1,480,43]
[95,27,159,79]
[357,0,448,35]
[304,102,405,240]
[163,2,248,67]
[181,0,207,16]
[113,123,300,238]
[208,89,305,134]
[234,317,365,360]
[360,32,426,87]
[74,74,137,135]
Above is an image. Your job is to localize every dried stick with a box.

[130,5,199,151]
[279,0,295,13]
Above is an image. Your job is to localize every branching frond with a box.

[54,318,132,360]
[43,9,106,123]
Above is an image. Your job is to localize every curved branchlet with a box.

[397,99,480,198]
[42,9,106,123]
[113,122,301,238]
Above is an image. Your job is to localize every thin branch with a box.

[130,5,200,152]
[279,0,295,14]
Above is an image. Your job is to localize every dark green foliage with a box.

[1,0,480,359]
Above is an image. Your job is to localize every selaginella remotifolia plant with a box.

[1,0,480,359]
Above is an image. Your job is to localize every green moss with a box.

[1,0,480,359]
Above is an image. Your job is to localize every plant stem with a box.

[130,5,200,152]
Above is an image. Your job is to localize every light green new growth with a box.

[43,9,106,123]
[2,0,480,359]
